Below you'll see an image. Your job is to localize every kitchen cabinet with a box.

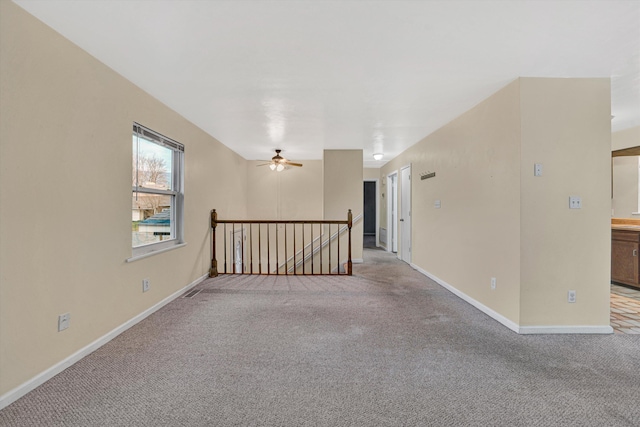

[612,228,640,289]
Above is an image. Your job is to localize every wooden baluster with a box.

[209,209,218,277]
[348,209,352,276]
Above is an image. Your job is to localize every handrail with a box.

[284,213,362,274]
[210,210,353,277]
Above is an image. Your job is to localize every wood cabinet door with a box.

[612,240,639,286]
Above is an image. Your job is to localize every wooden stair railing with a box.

[209,210,352,277]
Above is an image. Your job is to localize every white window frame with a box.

[130,122,185,260]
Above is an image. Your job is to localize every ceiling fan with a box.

[258,149,303,171]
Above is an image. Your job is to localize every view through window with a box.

[132,123,184,255]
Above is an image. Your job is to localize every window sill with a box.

[126,242,187,263]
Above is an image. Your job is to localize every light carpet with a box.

[1,249,639,426]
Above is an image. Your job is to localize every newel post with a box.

[209,209,219,277]
[347,209,353,276]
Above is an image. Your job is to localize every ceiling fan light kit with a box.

[373,153,384,161]
[258,149,303,172]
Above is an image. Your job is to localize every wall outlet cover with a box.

[569,196,582,209]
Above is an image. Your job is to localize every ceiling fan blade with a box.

[286,162,303,167]
[256,163,272,167]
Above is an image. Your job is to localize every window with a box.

[132,123,184,257]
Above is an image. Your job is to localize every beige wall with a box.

[363,167,380,181]
[324,150,363,261]
[381,80,522,323]
[0,1,247,395]
[519,78,611,327]
[246,160,323,219]
[380,78,612,329]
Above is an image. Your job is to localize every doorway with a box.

[363,180,378,249]
[400,165,411,263]
[387,172,398,253]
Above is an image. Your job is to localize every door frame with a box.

[387,171,398,253]
[364,178,380,247]
[400,164,411,263]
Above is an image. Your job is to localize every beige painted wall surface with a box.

[380,80,522,324]
[246,160,323,219]
[363,168,380,180]
[0,1,247,395]
[611,126,640,151]
[324,150,363,261]
[519,78,611,326]
[612,156,639,218]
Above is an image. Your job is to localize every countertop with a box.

[612,225,640,231]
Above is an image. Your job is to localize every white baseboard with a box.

[0,273,208,411]
[518,325,613,334]
[353,258,364,264]
[409,263,612,335]
[410,263,520,333]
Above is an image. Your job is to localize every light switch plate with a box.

[534,163,543,176]
[58,313,70,331]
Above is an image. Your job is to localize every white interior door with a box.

[400,166,411,263]
[387,172,398,253]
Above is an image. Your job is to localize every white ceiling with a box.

[14,0,640,167]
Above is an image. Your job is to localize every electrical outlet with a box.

[142,278,150,292]
[58,313,70,331]
[568,290,576,303]
[569,196,582,209]
[435,200,441,209]
[491,277,496,290]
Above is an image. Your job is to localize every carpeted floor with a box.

[1,249,639,426]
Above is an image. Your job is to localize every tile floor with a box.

[610,284,640,334]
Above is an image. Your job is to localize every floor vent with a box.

[182,289,202,298]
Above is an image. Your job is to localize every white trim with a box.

[400,164,412,264]
[126,242,186,262]
[519,325,613,334]
[410,263,613,335]
[0,273,207,411]
[386,171,398,253]
[411,263,520,333]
